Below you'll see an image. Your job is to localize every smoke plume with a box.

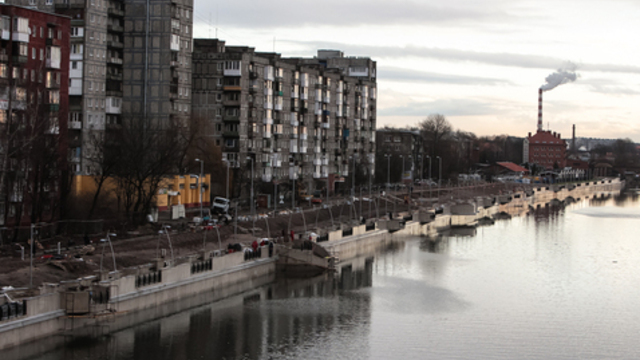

[540,62,579,91]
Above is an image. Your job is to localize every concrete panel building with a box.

[0,4,70,225]
[7,0,193,174]
[192,40,376,197]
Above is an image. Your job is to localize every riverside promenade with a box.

[0,178,623,353]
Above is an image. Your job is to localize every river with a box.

[14,192,640,360]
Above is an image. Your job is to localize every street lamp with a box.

[437,156,442,187]
[246,157,254,234]
[351,155,356,199]
[385,154,391,215]
[195,158,204,220]
[222,159,230,199]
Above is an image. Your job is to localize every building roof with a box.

[528,130,566,145]
[496,162,529,173]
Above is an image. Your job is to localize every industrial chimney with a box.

[572,124,576,154]
[537,88,543,131]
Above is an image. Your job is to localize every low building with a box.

[523,130,567,170]
[71,174,211,213]
[375,128,423,183]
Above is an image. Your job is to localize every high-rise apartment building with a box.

[7,0,193,174]
[192,40,377,196]
[0,4,70,225]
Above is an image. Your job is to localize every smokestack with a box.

[572,124,576,153]
[537,88,543,131]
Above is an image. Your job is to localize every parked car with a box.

[211,197,230,214]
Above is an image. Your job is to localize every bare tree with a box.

[419,113,452,158]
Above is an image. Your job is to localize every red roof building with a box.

[523,130,567,170]
[496,162,529,173]
[0,5,70,226]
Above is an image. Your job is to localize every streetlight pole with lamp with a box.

[385,154,391,216]
[195,158,204,220]
[222,159,230,200]
[246,157,254,235]
[437,156,442,186]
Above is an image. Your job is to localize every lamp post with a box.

[195,158,204,220]
[437,156,442,186]
[29,224,34,288]
[385,154,391,216]
[351,155,356,199]
[246,157,254,235]
[223,159,230,199]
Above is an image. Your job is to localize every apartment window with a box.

[0,64,6,78]
[72,61,78,69]
[71,44,83,54]
[216,94,222,102]
[32,47,36,59]
[46,0,53,5]
[40,48,44,60]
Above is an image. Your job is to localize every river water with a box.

[15,192,640,360]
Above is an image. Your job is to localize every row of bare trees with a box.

[74,115,224,225]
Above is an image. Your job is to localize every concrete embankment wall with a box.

[324,178,622,262]
[0,249,276,351]
[0,292,64,351]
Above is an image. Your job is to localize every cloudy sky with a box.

[192,0,640,141]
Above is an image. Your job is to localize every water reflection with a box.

[24,257,374,360]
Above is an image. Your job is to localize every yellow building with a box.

[71,174,211,212]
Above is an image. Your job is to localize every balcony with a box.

[261,174,272,182]
[249,71,258,79]
[223,68,241,77]
[43,104,60,112]
[107,73,123,81]
[223,85,242,92]
[0,54,7,63]
[108,7,125,17]
[107,24,124,32]
[46,38,61,47]
[69,121,82,130]
[107,41,124,49]
[12,55,28,64]
[263,118,273,125]
[108,57,123,65]
[223,131,239,138]
[46,58,61,69]
[223,114,240,123]
[223,98,240,106]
